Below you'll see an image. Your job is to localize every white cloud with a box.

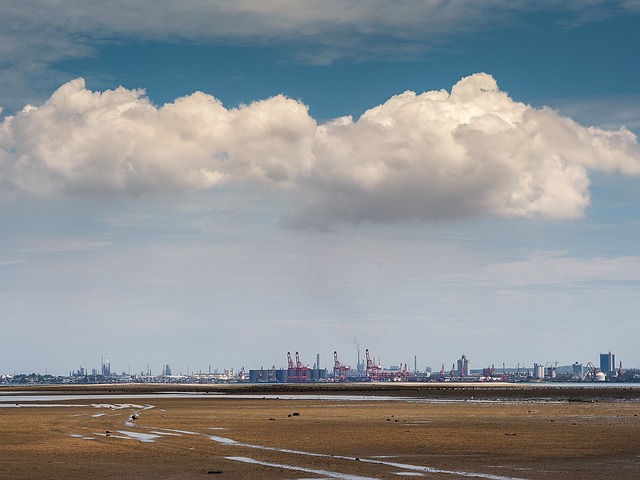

[1,73,639,227]
[288,73,640,227]
[0,78,316,196]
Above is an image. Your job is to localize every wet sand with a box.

[1,383,640,479]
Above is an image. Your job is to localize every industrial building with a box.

[600,351,616,374]
[456,354,470,378]
[248,367,328,383]
[248,352,328,383]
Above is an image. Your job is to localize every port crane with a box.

[287,352,310,382]
[395,363,411,381]
[365,349,382,381]
[583,362,599,381]
[333,351,350,382]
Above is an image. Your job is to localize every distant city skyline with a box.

[1,2,640,375]
[1,348,626,378]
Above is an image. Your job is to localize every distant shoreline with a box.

[3,381,640,402]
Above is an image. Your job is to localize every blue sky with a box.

[1,1,640,376]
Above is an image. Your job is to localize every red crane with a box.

[333,351,351,382]
[395,362,412,381]
[287,352,295,370]
[297,352,311,382]
[365,349,382,381]
[287,351,311,382]
[295,352,304,369]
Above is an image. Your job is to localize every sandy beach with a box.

[1,383,639,479]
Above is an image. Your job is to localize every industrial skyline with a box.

[0,348,626,382]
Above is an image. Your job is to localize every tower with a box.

[600,351,615,374]
[457,354,470,378]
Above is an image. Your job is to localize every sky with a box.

[1,1,640,376]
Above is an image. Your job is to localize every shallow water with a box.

[225,456,377,480]
[115,430,160,442]
[68,433,94,440]
[208,435,239,445]
[149,430,182,436]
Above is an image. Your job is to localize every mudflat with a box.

[1,383,639,479]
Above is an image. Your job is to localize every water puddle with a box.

[208,435,239,445]
[226,456,377,480]
[153,427,200,435]
[91,403,153,411]
[115,430,160,442]
[68,433,95,440]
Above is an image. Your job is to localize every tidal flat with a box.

[1,383,639,479]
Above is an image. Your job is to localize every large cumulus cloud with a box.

[0,78,316,196]
[1,73,639,227]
